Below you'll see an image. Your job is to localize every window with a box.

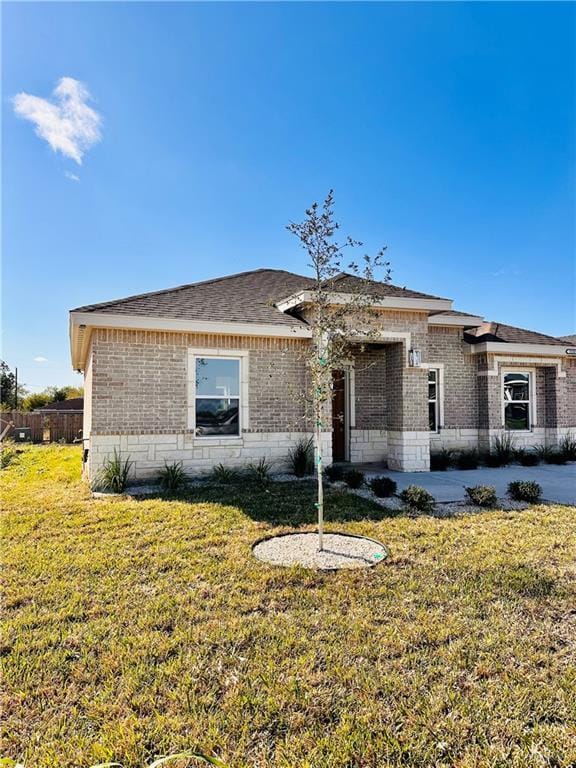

[503,371,532,431]
[194,357,240,437]
[428,368,439,432]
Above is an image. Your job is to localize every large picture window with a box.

[503,371,532,431]
[195,357,240,437]
[428,368,440,432]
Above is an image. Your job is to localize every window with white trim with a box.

[428,368,440,432]
[194,356,240,437]
[503,370,532,431]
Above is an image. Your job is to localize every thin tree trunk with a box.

[315,403,324,551]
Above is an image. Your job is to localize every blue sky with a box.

[3,1,575,391]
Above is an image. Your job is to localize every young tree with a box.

[287,191,391,550]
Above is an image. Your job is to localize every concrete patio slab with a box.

[355,463,576,505]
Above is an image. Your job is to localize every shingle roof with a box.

[466,322,566,346]
[429,309,477,317]
[36,397,84,412]
[71,268,449,326]
[329,273,450,301]
[558,334,576,345]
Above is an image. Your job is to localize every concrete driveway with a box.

[360,462,576,505]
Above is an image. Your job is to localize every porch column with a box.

[477,354,502,452]
[385,343,430,471]
[543,365,568,447]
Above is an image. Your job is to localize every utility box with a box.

[13,427,32,443]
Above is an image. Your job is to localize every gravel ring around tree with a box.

[252,532,388,570]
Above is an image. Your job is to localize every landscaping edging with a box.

[252,531,389,571]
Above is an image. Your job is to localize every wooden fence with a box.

[0,411,83,444]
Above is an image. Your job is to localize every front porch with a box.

[331,340,432,472]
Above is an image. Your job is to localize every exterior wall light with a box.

[409,348,422,367]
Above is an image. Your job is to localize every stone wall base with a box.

[88,431,332,483]
[349,429,388,464]
[387,430,430,472]
[430,428,479,452]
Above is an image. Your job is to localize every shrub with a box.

[159,461,187,491]
[545,450,567,465]
[400,485,435,513]
[287,437,314,477]
[343,469,365,489]
[534,444,553,462]
[516,449,540,467]
[246,457,273,484]
[456,449,479,470]
[482,451,503,468]
[210,463,240,484]
[465,485,497,508]
[492,431,515,465]
[97,449,132,493]
[325,464,344,482]
[430,448,452,471]
[558,432,576,461]
[369,476,397,498]
[508,480,542,503]
[1,446,18,469]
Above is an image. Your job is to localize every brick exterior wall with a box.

[90,329,310,435]
[428,327,477,428]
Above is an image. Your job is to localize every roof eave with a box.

[276,290,453,313]
[429,314,484,328]
[69,311,312,370]
[468,341,572,357]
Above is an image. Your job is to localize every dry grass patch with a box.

[2,446,575,768]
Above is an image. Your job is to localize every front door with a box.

[332,369,347,462]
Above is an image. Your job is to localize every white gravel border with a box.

[253,532,388,570]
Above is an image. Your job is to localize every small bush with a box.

[399,485,435,513]
[325,464,344,482]
[516,449,540,467]
[159,461,187,491]
[544,450,567,465]
[508,480,542,503]
[247,457,273,484]
[97,449,132,493]
[465,485,497,507]
[343,469,365,489]
[288,437,314,477]
[456,449,479,470]
[558,432,576,461]
[492,431,516,465]
[430,448,452,471]
[534,444,553,462]
[210,463,240,484]
[1,446,18,469]
[484,452,506,468]
[369,476,397,498]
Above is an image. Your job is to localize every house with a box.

[34,397,84,414]
[69,269,576,480]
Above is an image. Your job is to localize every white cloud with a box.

[13,77,102,165]
[33,356,48,363]
[65,171,80,182]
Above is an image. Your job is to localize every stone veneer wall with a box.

[88,431,332,481]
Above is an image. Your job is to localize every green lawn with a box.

[2,445,575,768]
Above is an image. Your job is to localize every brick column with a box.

[477,354,502,452]
[385,343,430,471]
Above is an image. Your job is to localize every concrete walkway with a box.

[356,462,576,505]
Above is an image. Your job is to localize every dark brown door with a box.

[332,370,346,462]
